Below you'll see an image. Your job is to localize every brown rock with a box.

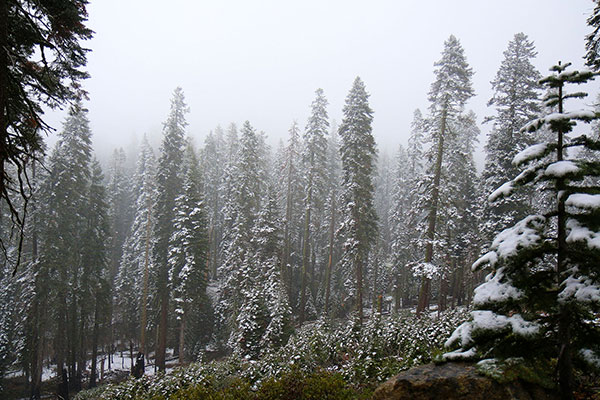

[372,362,559,400]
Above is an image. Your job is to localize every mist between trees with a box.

[1,20,600,400]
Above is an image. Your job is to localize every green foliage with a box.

[75,309,468,400]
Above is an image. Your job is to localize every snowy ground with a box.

[6,349,176,384]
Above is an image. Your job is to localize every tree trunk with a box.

[299,176,313,324]
[371,252,379,314]
[156,290,168,372]
[129,341,134,372]
[324,193,336,315]
[89,298,100,389]
[30,159,44,399]
[355,252,364,325]
[555,79,573,400]
[30,297,44,399]
[417,104,447,317]
[178,310,185,365]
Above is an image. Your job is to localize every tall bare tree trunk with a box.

[156,292,168,372]
[417,104,447,316]
[324,194,335,315]
[178,310,185,365]
[89,298,100,388]
[355,252,364,325]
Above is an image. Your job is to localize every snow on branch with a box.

[471,310,540,336]
[566,193,600,210]
[521,110,596,133]
[559,274,600,304]
[473,268,523,306]
[490,215,546,259]
[472,251,498,270]
[566,219,600,249]
[544,160,579,178]
[512,143,550,166]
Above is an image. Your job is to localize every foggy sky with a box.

[44,0,598,167]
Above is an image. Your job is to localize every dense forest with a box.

[1,2,600,400]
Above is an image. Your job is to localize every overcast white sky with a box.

[44,0,598,167]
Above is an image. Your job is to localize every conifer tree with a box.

[0,1,93,266]
[323,121,343,316]
[168,143,210,363]
[115,136,156,361]
[482,33,542,241]
[586,1,600,71]
[82,159,110,388]
[39,102,93,382]
[444,62,600,400]
[299,88,329,323]
[254,187,292,353]
[390,145,413,309]
[107,148,132,282]
[217,121,264,348]
[416,35,474,315]
[153,87,188,371]
[202,127,226,278]
[338,77,377,324]
[279,121,303,307]
[36,102,110,389]
[436,111,480,310]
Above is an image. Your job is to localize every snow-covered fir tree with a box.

[115,135,156,359]
[435,111,480,310]
[202,126,226,278]
[153,87,188,371]
[444,62,600,400]
[299,88,329,323]
[107,148,132,282]
[390,110,427,310]
[81,159,111,388]
[390,145,416,310]
[217,121,265,350]
[37,102,109,388]
[415,35,475,315]
[338,77,377,324]
[481,32,542,242]
[323,120,343,316]
[168,142,211,362]
[278,121,304,310]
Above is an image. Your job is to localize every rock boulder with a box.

[372,362,558,400]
